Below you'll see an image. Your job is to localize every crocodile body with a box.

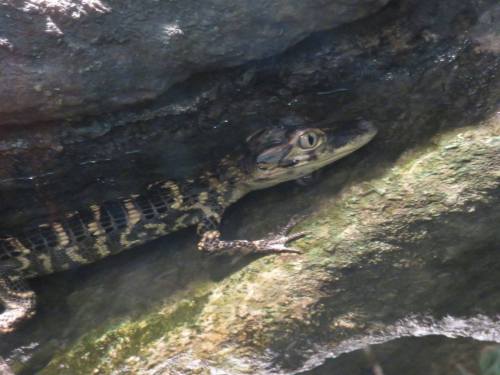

[0,120,377,333]
[0,174,234,279]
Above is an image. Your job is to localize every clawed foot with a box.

[197,215,310,255]
[253,216,310,254]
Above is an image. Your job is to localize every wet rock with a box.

[0,0,389,125]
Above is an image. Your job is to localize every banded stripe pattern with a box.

[0,176,229,279]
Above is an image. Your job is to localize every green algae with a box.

[41,285,213,375]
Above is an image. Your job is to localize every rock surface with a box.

[0,0,389,125]
[0,0,499,373]
[303,338,500,375]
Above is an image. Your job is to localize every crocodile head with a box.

[238,120,377,193]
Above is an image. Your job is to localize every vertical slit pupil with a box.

[308,134,315,146]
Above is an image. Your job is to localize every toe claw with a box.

[278,214,306,236]
[281,248,302,254]
[258,246,302,255]
[286,231,310,241]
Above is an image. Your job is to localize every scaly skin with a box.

[0,120,377,334]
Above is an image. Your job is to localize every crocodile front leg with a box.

[0,272,36,334]
[197,216,308,255]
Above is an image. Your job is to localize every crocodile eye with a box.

[298,132,319,149]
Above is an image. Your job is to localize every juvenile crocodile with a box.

[0,120,377,333]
